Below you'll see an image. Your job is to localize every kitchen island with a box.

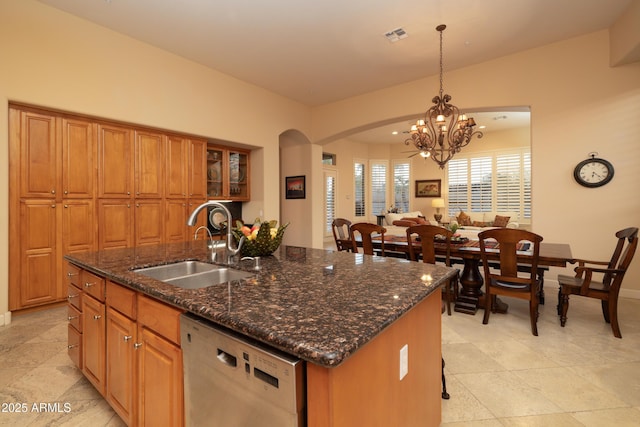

[65,241,456,426]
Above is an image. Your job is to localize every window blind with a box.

[393,161,410,213]
[370,161,387,215]
[354,162,365,217]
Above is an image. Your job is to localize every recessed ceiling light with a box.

[392,131,398,135]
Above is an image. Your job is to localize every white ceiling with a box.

[38,0,631,107]
[36,0,631,145]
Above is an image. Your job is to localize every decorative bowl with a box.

[232,221,289,257]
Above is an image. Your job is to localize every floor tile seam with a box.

[510,366,636,411]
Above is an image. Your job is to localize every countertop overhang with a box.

[65,242,456,367]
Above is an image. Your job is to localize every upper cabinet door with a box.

[135,130,165,198]
[62,118,96,199]
[98,123,133,198]
[165,136,187,199]
[228,150,250,200]
[189,139,207,199]
[20,111,58,199]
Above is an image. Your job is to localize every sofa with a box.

[381,210,519,240]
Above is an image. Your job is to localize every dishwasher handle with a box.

[217,349,237,367]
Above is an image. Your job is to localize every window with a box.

[354,161,365,217]
[322,152,336,166]
[393,161,410,214]
[447,149,531,221]
[370,161,387,216]
[324,171,337,236]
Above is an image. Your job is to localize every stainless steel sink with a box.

[134,261,253,289]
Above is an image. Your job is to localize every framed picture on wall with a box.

[415,179,441,198]
[285,175,306,199]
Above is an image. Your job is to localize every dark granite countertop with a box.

[65,242,455,367]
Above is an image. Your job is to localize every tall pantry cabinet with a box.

[8,104,220,312]
[9,108,96,310]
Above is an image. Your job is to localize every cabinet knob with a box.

[123,335,132,342]
[67,316,78,321]
[134,343,143,350]
[67,344,78,349]
[64,190,68,195]
[64,204,69,208]
[67,271,78,277]
[84,282,95,288]
[51,204,56,208]
[93,315,102,320]
[127,191,131,195]
[51,189,56,194]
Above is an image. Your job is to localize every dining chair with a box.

[331,218,353,252]
[478,228,543,336]
[350,222,386,256]
[405,224,459,315]
[557,227,638,338]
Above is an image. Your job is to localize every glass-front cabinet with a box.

[207,145,250,201]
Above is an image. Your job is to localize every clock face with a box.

[574,158,614,188]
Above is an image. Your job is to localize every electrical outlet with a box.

[399,344,408,380]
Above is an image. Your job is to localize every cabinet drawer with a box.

[67,304,82,332]
[82,270,105,302]
[138,295,183,345]
[106,280,136,319]
[65,262,82,287]
[68,323,82,369]
[67,284,83,310]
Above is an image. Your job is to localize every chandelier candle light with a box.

[406,24,483,168]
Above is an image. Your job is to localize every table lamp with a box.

[432,198,445,222]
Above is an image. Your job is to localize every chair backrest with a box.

[478,228,543,287]
[331,218,352,252]
[604,227,639,286]
[350,222,386,256]
[406,224,452,265]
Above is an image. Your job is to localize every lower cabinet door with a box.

[106,307,136,425]
[82,295,106,396]
[137,326,184,427]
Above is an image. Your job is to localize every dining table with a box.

[360,234,574,315]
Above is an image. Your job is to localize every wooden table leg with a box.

[454,257,509,315]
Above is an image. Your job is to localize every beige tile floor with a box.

[1,289,639,426]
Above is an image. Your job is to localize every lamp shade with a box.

[431,198,445,208]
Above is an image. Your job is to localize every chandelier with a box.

[406,24,483,169]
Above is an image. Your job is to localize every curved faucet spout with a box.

[186,201,245,259]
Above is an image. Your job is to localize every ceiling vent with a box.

[384,28,408,43]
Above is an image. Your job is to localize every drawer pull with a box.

[67,272,78,277]
[93,315,102,320]
[67,294,79,299]
[67,316,78,321]
[67,344,78,349]
[84,282,95,288]
[123,335,132,342]
[134,343,143,350]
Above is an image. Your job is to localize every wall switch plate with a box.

[399,344,408,380]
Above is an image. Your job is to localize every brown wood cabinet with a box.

[9,103,249,311]
[68,267,185,427]
[207,145,250,201]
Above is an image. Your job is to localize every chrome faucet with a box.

[186,201,245,262]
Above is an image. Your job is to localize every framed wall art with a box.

[285,175,306,199]
[415,179,441,198]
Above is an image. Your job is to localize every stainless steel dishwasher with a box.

[180,313,306,426]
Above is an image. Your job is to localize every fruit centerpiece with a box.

[232,219,288,257]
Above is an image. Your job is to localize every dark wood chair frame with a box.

[331,218,353,252]
[349,222,386,256]
[557,227,638,338]
[478,228,544,336]
[405,224,459,316]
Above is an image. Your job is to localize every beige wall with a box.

[0,1,311,321]
[2,1,639,322]
[315,31,640,297]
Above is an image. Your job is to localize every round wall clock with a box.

[573,155,614,188]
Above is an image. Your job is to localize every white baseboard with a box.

[0,311,11,326]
